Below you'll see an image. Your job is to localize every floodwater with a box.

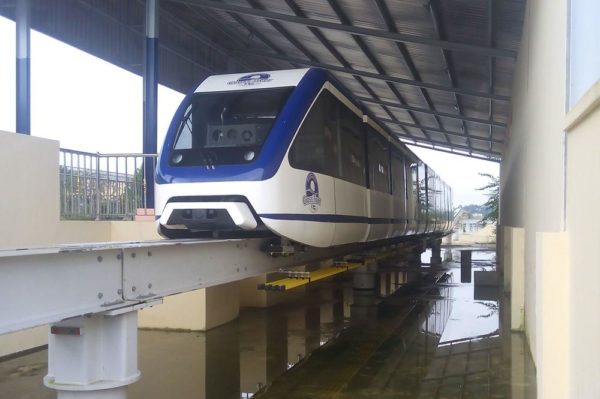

[0,247,536,399]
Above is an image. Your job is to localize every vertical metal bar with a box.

[95,153,100,220]
[142,157,147,210]
[133,157,139,214]
[84,154,89,217]
[143,0,159,208]
[115,156,119,217]
[16,0,30,135]
[488,0,495,158]
[69,152,74,215]
[76,154,81,217]
[125,156,130,218]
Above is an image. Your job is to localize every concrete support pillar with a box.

[430,237,442,266]
[351,262,378,321]
[240,310,287,392]
[138,281,239,331]
[45,312,140,399]
[16,0,31,135]
[502,226,525,331]
[460,250,472,283]
[143,0,159,208]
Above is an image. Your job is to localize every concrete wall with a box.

[564,80,600,398]
[499,0,567,366]
[501,2,600,397]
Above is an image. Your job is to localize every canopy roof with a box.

[0,0,526,160]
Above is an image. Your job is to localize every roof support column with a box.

[143,0,159,208]
[15,0,30,135]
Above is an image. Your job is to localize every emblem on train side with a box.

[228,73,273,86]
[303,173,321,213]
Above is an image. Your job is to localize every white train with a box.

[155,68,453,247]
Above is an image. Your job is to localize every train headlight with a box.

[244,151,255,161]
[172,153,183,164]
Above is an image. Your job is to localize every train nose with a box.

[159,201,258,231]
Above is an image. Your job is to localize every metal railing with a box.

[59,149,158,220]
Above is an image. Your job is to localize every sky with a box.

[0,16,498,206]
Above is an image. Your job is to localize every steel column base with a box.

[44,312,140,399]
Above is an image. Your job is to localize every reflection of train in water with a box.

[155,68,453,247]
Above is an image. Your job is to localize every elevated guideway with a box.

[0,235,432,398]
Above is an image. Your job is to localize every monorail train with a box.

[155,68,453,247]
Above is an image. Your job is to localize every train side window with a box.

[418,162,428,223]
[367,126,390,193]
[391,148,405,198]
[288,90,338,176]
[338,103,366,186]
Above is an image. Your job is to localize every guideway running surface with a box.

[0,237,391,335]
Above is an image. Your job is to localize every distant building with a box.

[452,211,495,244]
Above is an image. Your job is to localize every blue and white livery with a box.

[155,68,453,247]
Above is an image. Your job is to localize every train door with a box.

[331,99,369,245]
[417,161,428,233]
[405,155,419,235]
[391,147,407,236]
[282,88,338,247]
[366,125,393,241]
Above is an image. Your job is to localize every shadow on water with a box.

[0,248,536,399]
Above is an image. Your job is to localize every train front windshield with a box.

[169,87,293,167]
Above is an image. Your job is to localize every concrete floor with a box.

[0,248,536,399]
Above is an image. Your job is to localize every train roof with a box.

[195,68,310,93]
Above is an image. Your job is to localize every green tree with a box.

[477,173,499,225]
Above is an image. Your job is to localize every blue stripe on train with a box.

[259,213,407,224]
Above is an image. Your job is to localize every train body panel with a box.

[155,67,453,247]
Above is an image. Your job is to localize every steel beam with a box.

[15,0,30,135]
[177,0,517,59]
[0,238,393,335]
[232,48,510,102]
[143,0,159,208]
[428,0,471,152]
[359,96,507,127]
[488,0,495,157]
[325,0,433,142]
[395,131,501,156]
[374,0,449,143]
[405,142,501,162]
[378,118,504,144]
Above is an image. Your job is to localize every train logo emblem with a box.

[303,173,321,212]
[228,73,273,86]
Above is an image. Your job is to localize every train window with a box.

[391,148,405,198]
[406,156,418,223]
[418,162,428,225]
[338,104,366,186]
[367,126,390,193]
[289,90,338,176]
[169,87,293,166]
[427,168,437,228]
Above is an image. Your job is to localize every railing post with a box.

[95,152,101,221]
